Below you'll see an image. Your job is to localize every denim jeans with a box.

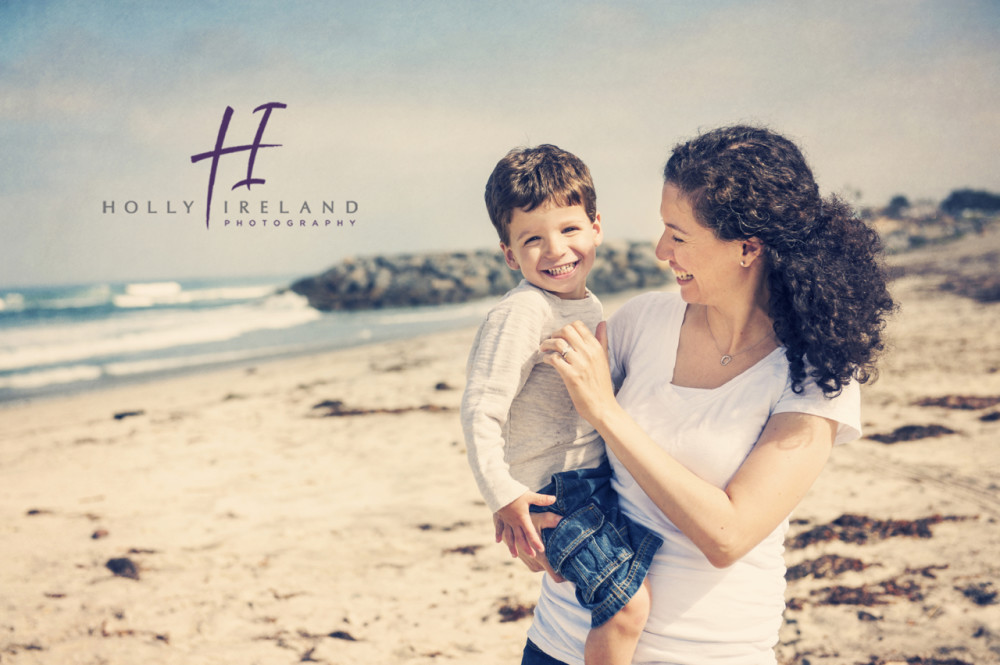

[530,458,663,627]
[521,639,569,665]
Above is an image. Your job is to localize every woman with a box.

[521,125,895,664]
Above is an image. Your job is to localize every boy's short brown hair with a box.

[484,144,597,245]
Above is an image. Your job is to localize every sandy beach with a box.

[2,228,998,665]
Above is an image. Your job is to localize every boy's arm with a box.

[461,294,552,555]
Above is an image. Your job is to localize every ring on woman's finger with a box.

[560,344,574,358]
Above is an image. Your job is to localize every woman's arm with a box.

[598,406,833,567]
[544,321,836,568]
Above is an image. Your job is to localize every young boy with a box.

[461,144,662,665]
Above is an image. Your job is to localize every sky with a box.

[2,0,999,287]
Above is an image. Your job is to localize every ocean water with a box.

[0,276,493,403]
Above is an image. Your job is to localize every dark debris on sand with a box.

[443,545,482,556]
[311,399,455,417]
[105,557,139,580]
[896,232,1000,304]
[858,658,975,665]
[1,643,44,656]
[417,521,471,532]
[868,424,958,444]
[811,576,925,606]
[786,514,974,549]
[785,554,877,581]
[497,600,535,623]
[786,563,962,613]
[956,581,998,606]
[906,564,949,579]
[914,395,1000,410]
[916,395,1000,410]
[939,270,1000,303]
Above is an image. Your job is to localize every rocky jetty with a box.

[290,240,671,311]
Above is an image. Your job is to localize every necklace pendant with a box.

[720,355,733,366]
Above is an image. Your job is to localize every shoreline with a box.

[0,294,501,408]
[0,325,469,412]
[0,284,650,410]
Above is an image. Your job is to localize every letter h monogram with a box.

[191,102,287,228]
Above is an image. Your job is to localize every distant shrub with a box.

[885,195,911,219]
[941,189,1000,216]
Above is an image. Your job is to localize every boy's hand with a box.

[493,491,558,558]
[515,511,566,583]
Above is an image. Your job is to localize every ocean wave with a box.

[112,282,278,309]
[0,281,491,400]
[0,364,103,390]
[0,279,285,315]
[0,293,26,311]
[0,294,320,372]
[0,284,114,312]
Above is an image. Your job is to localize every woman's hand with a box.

[541,320,617,426]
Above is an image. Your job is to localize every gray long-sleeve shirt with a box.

[461,280,606,513]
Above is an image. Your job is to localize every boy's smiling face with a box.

[501,203,602,300]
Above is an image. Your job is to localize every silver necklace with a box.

[704,308,774,366]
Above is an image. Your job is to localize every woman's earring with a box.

[740,260,746,267]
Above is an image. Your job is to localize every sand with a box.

[1,228,998,665]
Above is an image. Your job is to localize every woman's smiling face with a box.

[655,183,745,306]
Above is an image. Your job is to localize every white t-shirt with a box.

[527,291,861,665]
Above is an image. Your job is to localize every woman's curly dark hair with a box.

[664,125,896,396]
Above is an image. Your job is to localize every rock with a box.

[290,241,671,311]
[106,557,139,580]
